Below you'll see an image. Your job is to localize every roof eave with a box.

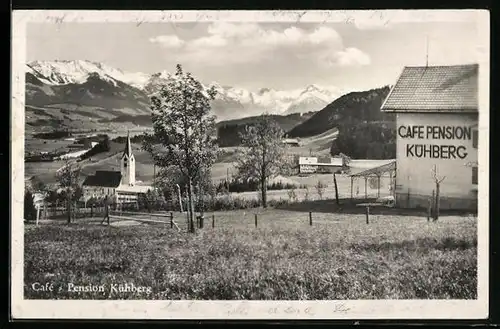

[379,68,407,111]
[381,107,478,113]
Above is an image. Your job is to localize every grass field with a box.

[24,208,477,300]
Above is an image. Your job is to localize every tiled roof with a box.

[82,171,122,188]
[381,64,478,112]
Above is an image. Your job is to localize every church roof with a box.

[123,131,132,158]
[82,171,122,188]
[116,185,153,194]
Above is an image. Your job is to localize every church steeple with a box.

[120,130,135,186]
[123,130,132,157]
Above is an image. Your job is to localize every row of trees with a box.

[330,121,396,159]
[78,135,111,160]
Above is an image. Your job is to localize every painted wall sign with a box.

[299,165,317,173]
[398,125,473,159]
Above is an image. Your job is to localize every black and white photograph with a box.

[11,10,489,319]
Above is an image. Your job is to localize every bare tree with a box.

[56,158,81,224]
[431,164,446,221]
[143,64,219,233]
[236,115,287,208]
[315,180,326,200]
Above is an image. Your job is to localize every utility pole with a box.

[425,35,429,67]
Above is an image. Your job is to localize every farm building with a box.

[381,64,478,210]
[82,132,152,204]
[282,138,300,147]
[298,156,344,174]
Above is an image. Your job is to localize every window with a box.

[473,130,478,149]
[472,166,478,185]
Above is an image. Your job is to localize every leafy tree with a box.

[46,189,60,206]
[101,135,111,152]
[143,64,219,233]
[24,190,37,222]
[56,159,81,223]
[236,114,287,208]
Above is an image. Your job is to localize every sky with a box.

[26,17,481,91]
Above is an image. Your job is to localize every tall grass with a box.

[24,211,477,300]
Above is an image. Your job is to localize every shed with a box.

[350,160,396,199]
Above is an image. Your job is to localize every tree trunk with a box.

[333,172,340,205]
[261,177,267,208]
[66,195,71,224]
[434,183,441,221]
[187,179,195,233]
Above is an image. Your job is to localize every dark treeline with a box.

[33,130,72,139]
[112,133,149,144]
[215,178,306,194]
[79,136,111,160]
[331,121,396,159]
[216,124,249,147]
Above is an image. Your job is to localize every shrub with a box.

[304,186,310,201]
[315,180,327,200]
[215,178,299,194]
[24,191,37,222]
[287,186,298,203]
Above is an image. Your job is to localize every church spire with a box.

[123,130,132,157]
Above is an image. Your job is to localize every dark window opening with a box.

[473,130,478,149]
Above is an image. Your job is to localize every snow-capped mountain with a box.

[27,60,150,90]
[25,60,343,124]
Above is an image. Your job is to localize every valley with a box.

[24,59,397,195]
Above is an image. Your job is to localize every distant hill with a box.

[216,112,316,147]
[287,86,393,138]
[286,86,396,159]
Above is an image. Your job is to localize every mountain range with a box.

[25,60,345,131]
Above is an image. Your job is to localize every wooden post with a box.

[365,206,370,224]
[435,182,441,222]
[333,172,339,206]
[309,211,312,226]
[212,214,215,228]
[199,215,204,229]
[254,214,258,228]
[377,175,381,198]
[186,208,190,232]
[427,199,432,222]
[170,212,173,228]
[36,206,40,226]
[364,177,368,199]
[431,190,435,220]
[350,176,353,200]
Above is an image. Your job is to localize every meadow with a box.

[24,208,477,300]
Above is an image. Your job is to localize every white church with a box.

[82,132,153,204]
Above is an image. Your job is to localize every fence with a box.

[107,209,182,231]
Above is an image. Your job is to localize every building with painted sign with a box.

[381,64,478,210]
[298,156,344,174]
